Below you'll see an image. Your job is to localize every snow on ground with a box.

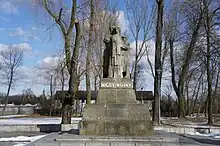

[0,134,47,146]
[0,115,27,119]
[0,117,82,125]
[188,132,220,139]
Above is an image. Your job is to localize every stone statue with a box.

[103,26,130,78]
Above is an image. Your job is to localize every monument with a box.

[80,26,153,136]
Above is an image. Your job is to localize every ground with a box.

[0,114,220,145]
[0,114,82,125]
[161,114,220,127]
[0,132,47,146]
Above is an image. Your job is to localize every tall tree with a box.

[202,0,220,124]
[0,46,23,115]
[34,0,81,123]
[167,0,203,118]
[153,0,164,125]
[86,0,95,104]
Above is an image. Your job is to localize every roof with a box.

[55,90,153,100]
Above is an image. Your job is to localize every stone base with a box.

[27,131,201,146]
[80,103,153,136]
[80,79,153,136]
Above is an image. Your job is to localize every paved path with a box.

[27,130,204,146]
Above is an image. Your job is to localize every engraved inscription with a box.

[101,82,133,88]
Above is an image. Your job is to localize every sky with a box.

[0,0,157,96]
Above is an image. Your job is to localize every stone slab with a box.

[100,78,133,89]
[80,103,153,136]
[27,131,202,146]
[81,78,153,136]
[96,89,136,104]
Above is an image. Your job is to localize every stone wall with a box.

[0,105,36,115]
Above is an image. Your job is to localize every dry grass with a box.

[161,114,220,127]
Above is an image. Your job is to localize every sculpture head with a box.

[110,26,121,35]
[115,26,121,34]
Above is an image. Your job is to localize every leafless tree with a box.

[126,0,155,90]
[0,46,23,115]
[85,0,95,104]
[202,0,220,124]
[21,88,35,105]
[153,0,164,125]
[34,0,82,124]
[167,0,203,118]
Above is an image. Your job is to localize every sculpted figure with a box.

[121,36,130,78]
[103,26,130,78]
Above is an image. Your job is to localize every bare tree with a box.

[126,0,155,90]
[21,88,35,105]
[153,0,164,125]
[34,0,82,124]
[167,0,203,118]
[0,46,23,115]
[85,0,95,104]
[202,0,220,124]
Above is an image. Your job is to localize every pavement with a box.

[26,130,205,146]
[0,131,219,146]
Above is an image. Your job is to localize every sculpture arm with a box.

[104,36,110,44]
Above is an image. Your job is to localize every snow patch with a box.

[0,115,27,119]
[188,132,220,139]
[0,117,82,125]
[0,135,46,146]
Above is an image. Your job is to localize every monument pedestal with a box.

[80,78,153,136]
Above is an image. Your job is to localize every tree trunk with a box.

[192,80,201,114]
[169,10,202,118]
[153,0,163,125]
[49,75,53,116]
[62,22,81,124]
[86,0,94,104]
[133,37,138,90]
[61,36,73,124]
[168,95,172,117]
[205,5,213,124]
[94,75,98,91]
[1,71,13,116]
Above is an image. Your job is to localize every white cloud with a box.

[130,39,155,70]
[9,27,25,36]
[128,39,155,90]
[13,43,32,52]
[8,27,40,41]
[0,44,9,51]
[116,11,128,33]
[0,2,19,14]
[0,43,32,52]
[38,56,60,69]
